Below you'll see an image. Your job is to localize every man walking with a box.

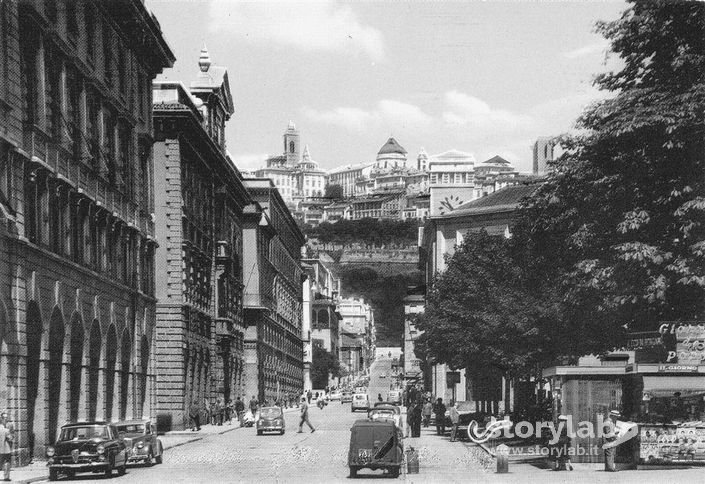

[249,395,259,417]
[0,411,13,482]
[297,397,316,433]
[189,399,201,431]
[434,398,446,436]
[449,401,460,442]
[235,397,245,427]
[422,399,433,427]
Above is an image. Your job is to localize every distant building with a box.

[354,138,428,197]
[419,181,541,409]
[337,298,375,376]
[327,162,375,199]
[242,179,305,404]
[403,287,426,384]
[349,191,406,220]
[532,136,554,175]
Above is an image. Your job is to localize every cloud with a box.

[303,99,432,131]
[229,153,269,172]
[563,41,609,59]
[208,1,384,62]
[442,91,533,131]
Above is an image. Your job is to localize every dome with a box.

[377,137,407,156]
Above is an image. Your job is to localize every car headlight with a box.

[97,444,105,454]
[46,446,55,457]
[137,442,145,449]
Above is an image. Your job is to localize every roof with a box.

[451,183,538,215]
[378,137,407,156]
[482,155,512,165]
[62,421,109,427]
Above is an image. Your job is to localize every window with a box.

[102,107,116,181]
[0,144,12,213]
[44,47,61,136]
[85,88,100,167]
[117,122,132,193]
[103,26,113,86]
[118,45,127,96]
[65,67,80,150]
[429,173,437,184]
[442,173,450,184]
[454,173,462,184]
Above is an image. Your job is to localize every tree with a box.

[513,0,705,353]
[311,346,340,389]
[325,184,344,200]
[414,231,559,378]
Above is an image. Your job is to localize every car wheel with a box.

[147,450,154,467]
[257,430,263,436]
[104,456,113,478]
[48,468,58,481]
[349,466,358,478]
[118,460,126,476]
[280,429,285,435]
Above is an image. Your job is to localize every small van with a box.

[348,419,403,478]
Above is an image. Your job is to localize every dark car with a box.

[257,406,285,435]
[341,391,353,404]
[348,419,403,478]
[116,419,163,466]
[46,421,128,481]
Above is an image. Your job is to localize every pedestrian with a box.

[225,400,233,425]
[297,397,316,433]
[449,400,460,442]
[412,400,423,437]
[217,398,225,426]
[378,393,383,402]
[434,398,446,436]
[422,400,433,428]
[189,399,201,431]
[0,411,13,482]
[249,395,259,418]
[551,415,573,471]
[604,410,620,472]
[235,397,245,427]
[307,390,312,404]
[405,402,415,438]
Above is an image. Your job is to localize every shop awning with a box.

[642,376,705,397]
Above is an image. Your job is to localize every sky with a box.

[146,0,626,174]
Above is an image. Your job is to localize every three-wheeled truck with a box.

[348,419,404,478]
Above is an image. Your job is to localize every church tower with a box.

[283,121,300,166]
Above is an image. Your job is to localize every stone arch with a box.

[138,335,149,417]
[104,325,117,421]
[25,301,43,458]
[87,320,101,420]
[68,313,84,422]
[119,329,131,420]
[47,307,64,443]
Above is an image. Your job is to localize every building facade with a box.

[327,162,374,199]
[337,297,375,377]
[242,179,305,404]
[0,0,173,461]
[152,49,251,430]
[532,136,554,176]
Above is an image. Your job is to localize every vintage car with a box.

[368,404,402,429]
[257,406,286,435]
[341,391,353,404]
[116,419,163,466]
[348,419,403,478]
[351,393,370,413]
[46,421,128,481]
[329,390,342,401]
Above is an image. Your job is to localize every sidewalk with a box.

[12,406,302,484]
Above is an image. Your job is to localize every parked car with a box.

[46,421,128,481]
[257,406,286,435]
[341,391,353,404]
[329,391,342,401]
[351,393,370,412]
[387,390,402,405]
[116,419,163,466]
[348,419,403,478]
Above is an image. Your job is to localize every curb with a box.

[15,477,47,484]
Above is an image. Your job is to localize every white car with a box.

[380,373,387,378]
[329,391,342,401]
[351,393,370,412]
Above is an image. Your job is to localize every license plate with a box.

[358,449,371,463]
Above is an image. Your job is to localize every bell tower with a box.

[283,121,300,166]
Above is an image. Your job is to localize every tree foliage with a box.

[324,184,344,200]
[513,0,705,351]
[311,346,340,389]
[415,231,559,377]
[304,218,418,247]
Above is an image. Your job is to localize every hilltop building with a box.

[533,136,554,176]
[253,123,327,206]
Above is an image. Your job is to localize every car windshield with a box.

[370,411,395,419]
[354,395,367,400]
[260,408,282,418]
[60,425,110,441]
[117,424,145,434]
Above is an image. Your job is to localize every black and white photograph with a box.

[0,0,703,482]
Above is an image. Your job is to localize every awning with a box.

[642,376,705,397]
